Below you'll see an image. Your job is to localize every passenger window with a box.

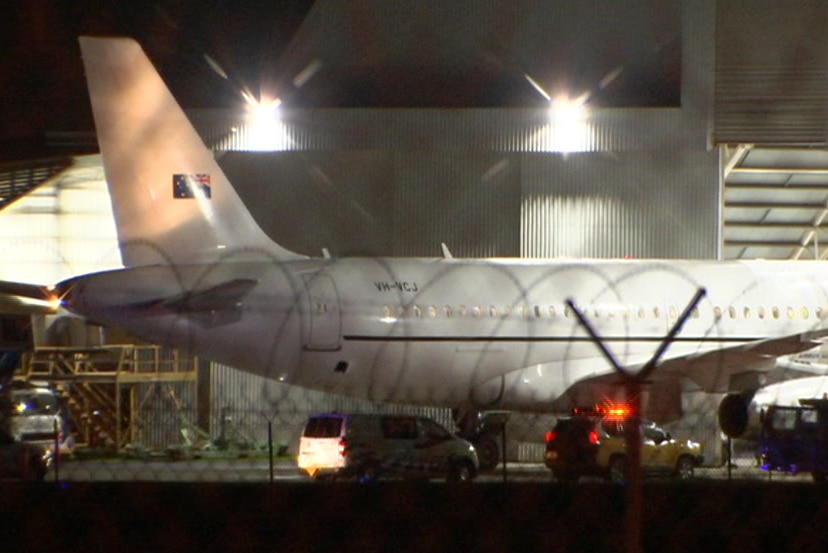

[472,306,481,318]
[787,306,795,320]
[758,306,766,319]
[444,305,453,317]
[413,305,422,318]
[489,305,498,318]
[381,417,417,440]
[669,306,677,319]
[728,306,736,319]
[772,306,780,319]
[428,305,437,318]
[419,418,450,440]
[653,306,660,318]
[549,305,557,318]
[714,306,722,319]
[534,305,542,318]
[638,307,646,319]
[743,307,751,319]
[802,307,809,319]
[458,305,467,317]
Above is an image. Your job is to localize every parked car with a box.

[544,413,703,483]
[297,413,479,482]
[759,398,828,481]
[0,433,50,481]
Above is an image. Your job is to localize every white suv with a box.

[298,413,479,482]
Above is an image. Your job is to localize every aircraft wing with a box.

[651,327,828,392]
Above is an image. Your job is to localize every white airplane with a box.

[5,36,828,438]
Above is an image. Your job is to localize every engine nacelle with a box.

[718,392,752,439]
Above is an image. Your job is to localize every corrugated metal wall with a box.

[714,0,828,145]
[393,153,521,257]
[520,151,720,259]
[198,107,702,154]
[133,381,197,450]
[208,363,456,455]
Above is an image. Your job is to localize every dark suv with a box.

[544,414,703,483]
[544,416,605,482]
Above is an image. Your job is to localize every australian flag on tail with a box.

[173,174,212,199]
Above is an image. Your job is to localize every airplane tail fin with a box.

[79,36,305,267]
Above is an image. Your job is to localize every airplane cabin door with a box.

[301,273,342,351]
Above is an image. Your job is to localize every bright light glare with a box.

[48,294,62,312]
[550,95,586,124]
[541,94,592,153]
[244,93,282,120]
[242,92,289,151]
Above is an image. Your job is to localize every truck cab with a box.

[759,398,828,481]
[7,383,62,456]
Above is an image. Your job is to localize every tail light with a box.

[589,431,600,444]
[338,439,348,457]
[545,431,558,443]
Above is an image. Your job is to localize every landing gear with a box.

[453,408,510,472]
[472,434,500,472]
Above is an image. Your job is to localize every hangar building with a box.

[1,0,826,464]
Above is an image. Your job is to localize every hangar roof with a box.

[269,0,680,109]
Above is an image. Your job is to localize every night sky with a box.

[0,0,314,160]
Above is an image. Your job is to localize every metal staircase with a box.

[21,345,198,452]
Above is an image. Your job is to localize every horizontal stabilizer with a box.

[163,278,258,314]
[122,278,258,328]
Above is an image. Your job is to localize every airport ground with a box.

[2,461,825,553]
[47,454,807,483]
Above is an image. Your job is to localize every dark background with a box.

[0,0,315,160]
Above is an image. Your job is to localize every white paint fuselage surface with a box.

[59,256,828,411]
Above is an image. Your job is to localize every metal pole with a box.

[625,381,642,553]
[268,420,274,483]
[54,417,60,482]
[501,422,507,484]
[566,288,706,553]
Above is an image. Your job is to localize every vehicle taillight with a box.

[338,439,348,457]
[545,431,558,443]
[589,431,600,444]
[605,404,631,420]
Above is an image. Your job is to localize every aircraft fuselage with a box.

[56,256,828,411]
